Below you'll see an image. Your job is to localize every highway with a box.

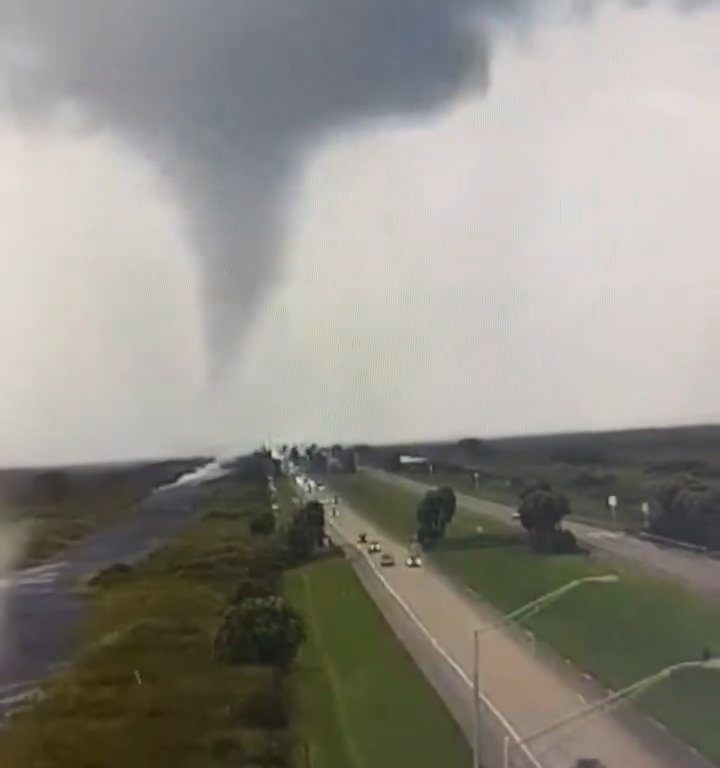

[366,469,720,598]
[323,489,715,768]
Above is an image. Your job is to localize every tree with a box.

[436,486,457,527]
[650,475,720,548]
[232,576,274,604]
[458,438,485,456]
[517,486,576,553]
[300,501,325,547]
[250,512,277,535]
[213,596,305,669]
[285,501,326,562]
[286,517,315,562]
[416,487,456,547]
[344,450,357,473]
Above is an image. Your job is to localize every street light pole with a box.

[471,574,619,768]
[504,658,720,767]
[472,629,481,768]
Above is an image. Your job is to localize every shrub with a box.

[250,512,277,535]
[232,577,275,604]
[242,684,288,729]
[213,597,305,669]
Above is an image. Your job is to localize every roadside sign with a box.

[641,501,650,529]
[608,495,618,525]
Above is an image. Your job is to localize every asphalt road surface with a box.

[367,469,720,598]
[325,491,715,768]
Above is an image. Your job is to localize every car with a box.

[406,554,422,568]
[357,532,368,544]
[380,553,395,567]
[368,541,382,553]
[511,511,521,521]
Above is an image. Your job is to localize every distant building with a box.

[398,455,432,473]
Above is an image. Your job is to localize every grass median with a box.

[285,556,470,768]
[329,472,720,765]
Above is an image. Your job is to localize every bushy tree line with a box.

[650,475,720,548]
[286,501,326,562]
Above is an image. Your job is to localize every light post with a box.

[608,495,618,526]
[641,501,650,530]
[471,574,619,768]
[503,658,720,767]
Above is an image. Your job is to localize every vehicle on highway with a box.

[357,532,368,544]
[380,553,395,567]
[406,554,422,568]
[368,540,382,553]
[511,511,521,520]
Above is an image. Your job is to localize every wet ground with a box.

[0,469,226,718]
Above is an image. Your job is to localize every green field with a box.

[398,469,642,530]
[328,473,720,765]
[285,557,470,768]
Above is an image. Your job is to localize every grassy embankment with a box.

[1,473,471,768]
[329,473,720,765]
[286,558,470,768]
[0,478,290,768]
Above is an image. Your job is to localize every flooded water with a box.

[0,461,231,718]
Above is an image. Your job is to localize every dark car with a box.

[357,532,368,544]
[380,553,395,567]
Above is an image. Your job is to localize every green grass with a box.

[329,473,720,765]
[0,480,289,768]
[285,557,470,768]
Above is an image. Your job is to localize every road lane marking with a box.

[328,515,545,768]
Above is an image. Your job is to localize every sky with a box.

[0,0,718,464]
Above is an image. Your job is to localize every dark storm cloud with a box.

[0,0,509,375]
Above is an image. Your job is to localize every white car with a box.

[511,512,521,521]
[406,554,422,568]
[368,541,382,554]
